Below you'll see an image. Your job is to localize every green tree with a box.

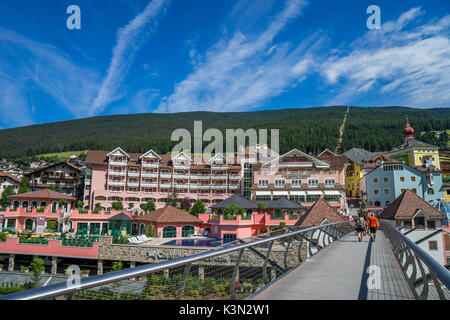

[111,201,123,211]
[189,200,206,217]
[145,223,157,237]
[47,220,57,230]
[29,256,45,288]
[168,188,179,207]
[140,200,156,213]
[18,177,30,194]
[0,186,15,208]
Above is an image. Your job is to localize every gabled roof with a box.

[8,189,76,201]
[343,148,379,165]
[211,195,258,209]
[0,171,21,183]
[209,153,228,164]
[25,162,81,177]
[107,147,130,158]
[139,149,161,160]
[295,197,347,226]
[135,205,202,223]
[262,149,330,168]
[109,212,132,221]
[171,152,192,163]
[317,149,336,157]
[379,189,445,220]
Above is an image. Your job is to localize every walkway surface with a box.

[252,231,414,300]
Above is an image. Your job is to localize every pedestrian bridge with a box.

[252,232,414,300]
[1,221,449,300]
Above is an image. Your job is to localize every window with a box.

[401,188,406,193]
[373,178,378,183]
[383,177,389,182]
[308,179,319,188]
[428,241,438,251]
[291,195,305,203]
[411,176,416,182]
[291,179,302,187]
[274,179,285,188]
[414,216,425,229]
[400,176,405,182]
[324,179,336,187]
[385,201,390,207]
[258,179,269,187]
[427,188,434,195]
[373,189,379,195]
[412,188,417,194]
[306,194,321,203]
[447,188,450,196]
[255,195,271,201]
[384,188,390,195]
[427,220,436,229]
[324,195,339,203]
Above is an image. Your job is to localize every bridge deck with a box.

[252,231,414,300]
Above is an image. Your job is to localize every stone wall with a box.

[97,236,309,269]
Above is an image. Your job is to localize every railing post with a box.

[283,236,293,270]
[230,249,245,300]
[262,241,274,284]
[176,263,191,300]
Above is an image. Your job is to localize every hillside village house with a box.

[379,190,448,266]
[0,172,21,192]
[26,162,82,197]
[387,119,441,169]
[359,158,444,210]
[251,149,348,212]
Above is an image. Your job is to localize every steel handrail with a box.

[382,221,450,289]
[0,221,351,300]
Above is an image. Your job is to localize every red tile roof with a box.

[8,189,76,201]
[25,162,81,176]
[135,205,202,223]
[295,197,347,226]
[379,189,444,220]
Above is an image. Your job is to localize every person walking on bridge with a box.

[368,213,379,242]
[355,216,365,242]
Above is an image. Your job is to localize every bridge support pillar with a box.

[97,259,103,275]
[51,257,58,275]
[130,261,136,280]
[198,266,204,281]
[8,254,14,272]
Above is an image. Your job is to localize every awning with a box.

[306,190,323,195]
[323,190,341,196]
[272,191,289,196]
[290,191,306,196]
[255,191,271,196]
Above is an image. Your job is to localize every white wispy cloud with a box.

[0,27,100,122]
[321,7,450,107]
[89,0,169,116]
[156,0,317,113]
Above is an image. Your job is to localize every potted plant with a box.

[20,266,29,273]
[81,270,90,278]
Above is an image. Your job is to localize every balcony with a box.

[228,185,240,189]
[109,171,126,176]
[160,173,172,179]
[211,175,227,179]
[127,172,140,177]
[174,184,188,189]
[229,175,240,179]
[211,165,227,170]
[127,182,139,187]
[108,181,125,186]
[141,182,158,188]
[109,160,127,166]
[160,183,171,188]
[173,174,190,179]
[212,185,227,189]
[142,162,159,168]
[141,172,158,178]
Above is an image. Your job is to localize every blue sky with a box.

[0,0,448,129]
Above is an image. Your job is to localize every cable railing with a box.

[0,221,354,300]
[381,221,450,300]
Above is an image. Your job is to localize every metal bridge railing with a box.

[382,221,450,300]
[0,221,353,300]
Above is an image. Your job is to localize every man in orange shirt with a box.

[368,213,379,241]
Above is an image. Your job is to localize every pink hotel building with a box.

[83,147,347,212]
